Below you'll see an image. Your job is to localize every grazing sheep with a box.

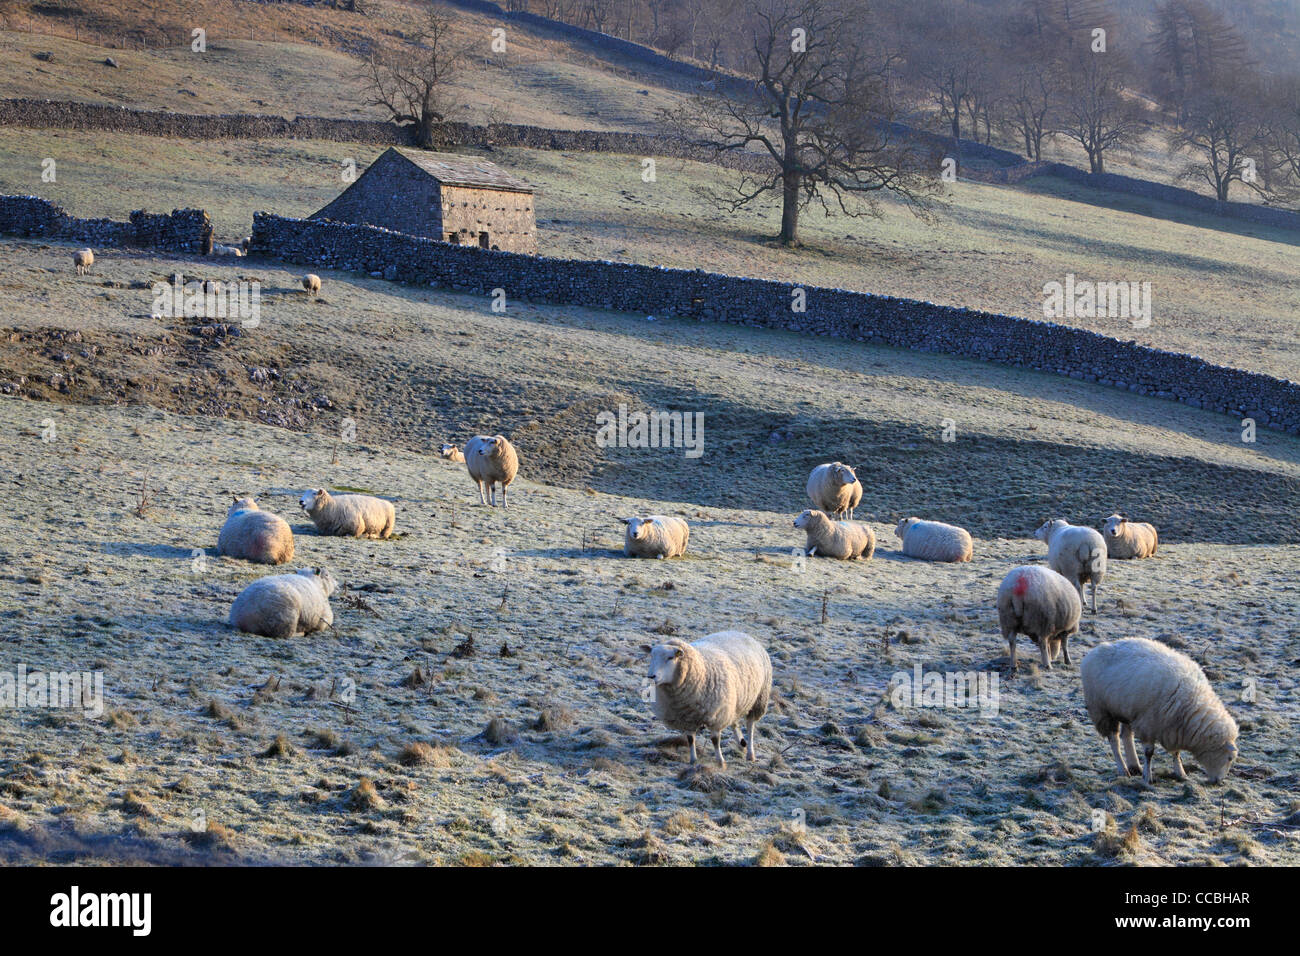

[301,274,321,296]
[1081,638,1238,785]
[299,488,395,539]
[464,434,519,507]
[894,517,973,562]
[439,442,466,463]
[73,248,94,275]
[807,462,863,519]
[217,497,294,565]
[1035,519,1107,613]
[240,237,251,255]
[212,244,243,257]
[621,515,690,559]
[647,631,773,768]
[793,509,874,560]
[996,565,1081,670]
[1103,514,1159,559]
[228,567,337,638]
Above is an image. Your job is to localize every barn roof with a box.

[390,147,534,193]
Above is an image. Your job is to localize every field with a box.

[0,246,1297,865]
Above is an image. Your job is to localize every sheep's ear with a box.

[638,643,653,653]
[618,517,632,525]
[314,566,322,575]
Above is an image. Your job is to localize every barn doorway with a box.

[478,231,490,248]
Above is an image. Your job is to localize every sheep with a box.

[464,434,519,507]
[996,565,1081,670]
[301,274,321,296]
[240,237,251,255]
[806,462,863,519]
[646,631,773,768]
[894,516,973,562]
[1102,514,1158,559]
[1081,637,1238,785]
[439,442,466,463]
[212,244,243,257]
[1035,519,1107,613]
[73,248,94,275]
[792,509,874,560]
[217,496,295,565]
[228,567,337,638]
[299,488,395,539]
[621,515,690,559]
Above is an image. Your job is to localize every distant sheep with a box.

[647,631,773,767]
[1081,637,1238,785]
[464,435,519,507]
[793,509,874,560]
[894,517,973,562]
[1103,514,1158,559]
[217,497,294,565]
[301,274,321,296]
[300,488,395,539]
[212,244,243,257]
[228,567,337,638]
[240,237,251,255]
[439,442,466,463]
[807,462,862,519]
[996,565,1081,670]
[73,248,94,275]
[622,515,690,559]
[1035,519,1107,613]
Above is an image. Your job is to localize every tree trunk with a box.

[778,171,800,246]
[416,115,435,149]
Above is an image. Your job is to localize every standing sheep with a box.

[807,462,863,519]
[646,631,773,768]
[439,442,466,463]
[301,274,321,296]
[464,435,519,507]
[894,517,973,562]
[300,488,395,539]
[621,515,690,559]
[996,565,1081,670]
[228,567,337,638]
[73,248,94,275]
[1102,514,1158,559]
[1035,519,1107,613]
[217,496,295,565]
[1081,638,1238,785]
[793,509,874,560]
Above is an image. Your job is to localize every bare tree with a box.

[1173,71,1271,201]
[359,11,465,149]
[1054,45,1147,174]
[1267,75,1300,195]
[664,0,937,246]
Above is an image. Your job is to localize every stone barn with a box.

[311,147,536,254]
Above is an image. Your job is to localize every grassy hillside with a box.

[2,129,1297,381]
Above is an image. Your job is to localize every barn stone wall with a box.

[440,184,536,253]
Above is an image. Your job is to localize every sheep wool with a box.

[1035,519,1107,613]
[647,631,773,768]
[622,515,690,559]
[300,488,395,539]
[894,517,973,562]
[806,462,863,519]
[996,565,1081,670]
[228,567,338,638]
[439,442,466,464]
[1081,638,1238,785]
[464,435,519,507]
[217,497,295,565]
[73,248,94,275]
[301,274,321,295]
[1103,514,1159,559]
[793,509,874,560]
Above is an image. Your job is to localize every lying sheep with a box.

[1035,519,1107,613]
[647,631,773,768]
[793,509,874,560]
[807,462,863,519]
[996,565,1081,670]
[622,515,690,559]
[212,244,243,257]
[1081,637,1238,785]
[228,567,337,638]
[241,237,251,255]
[894,517,973,562]
[301,274,321,296]
[73,248,94,275]
[464,434,519,507]
[1102,514,1158,559]
[217,497,294,565]
[439,442,466,464]
[300,488,395,539]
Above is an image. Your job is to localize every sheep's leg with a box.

[476,480,488,506]
[1142,743,1155,785]
[1075,579,1088,613]
[1171,752,1187,780]
[1107,732,1130,779]
[711,731,726,769]
[1090,579,1099,614]
[1120,725,1142,775]
[734,723,746,749]
[501,485,508,509]
[686,734,697,764]
[745,718,757,760]
[1005,630,1018,670]
[1038,638,1052,670]
[1060,634,1072,666]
